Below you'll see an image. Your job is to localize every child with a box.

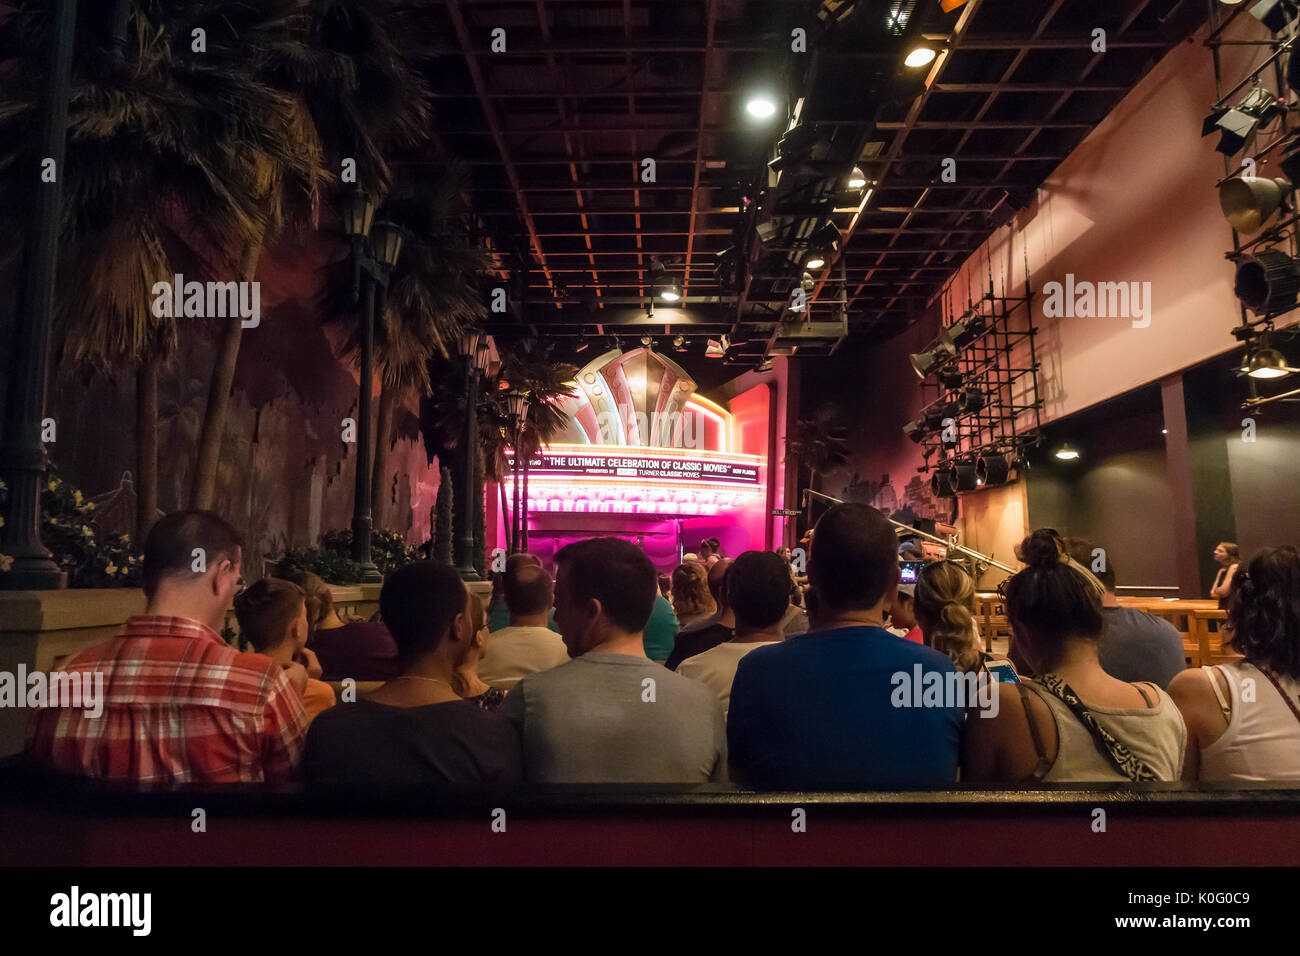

[234,579,336,722]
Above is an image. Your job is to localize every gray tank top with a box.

[1022,681,1187,782]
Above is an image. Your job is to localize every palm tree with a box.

[332,161,494,525]
[189,0,432,511]
[498,340,577,552]
[0,0,322,540]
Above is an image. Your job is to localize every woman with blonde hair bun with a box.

[913,560,985,673]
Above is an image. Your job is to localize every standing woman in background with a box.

[1210,541,1240,606]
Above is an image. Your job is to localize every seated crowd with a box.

[23,505,1300,790]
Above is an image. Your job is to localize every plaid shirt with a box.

[25,615,308,785]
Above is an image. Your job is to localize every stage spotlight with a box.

[905,46,936,68]
[1234,249,1300,314]
[847,166,867,189]
[923,400,959,429]
[1245,339,1294,378]
[801,272,816,291]
[806,253,826,269]
[910,339,958,379]
[976,452,1013,488]
[659,277,682,301]
[1055,443,1080,461]
[951,460,979,492]
[1250,0,1299,32]
[640,335,654,348]
[958,386,986,413]
[903,418,928,443]
[938,367,965,389]
[931,466,956,498]
[672,335,686,351]
[1203,88,1280,156]
[1219,177,1291,233]
[746,95,778,119]
[940,312,988,349]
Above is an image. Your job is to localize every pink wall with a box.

[941,18,1276,425]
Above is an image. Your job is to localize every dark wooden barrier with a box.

[2,761,1296,866]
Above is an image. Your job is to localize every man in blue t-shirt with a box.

[727,503,963,790]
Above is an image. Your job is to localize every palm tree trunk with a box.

[370,382,396,528]
[136,351,159,543]
[192,243,261,509]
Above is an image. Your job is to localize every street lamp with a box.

[0,0,78,590]
[454,328,488,580]
[338,187,404,583]
[505,390,528,553]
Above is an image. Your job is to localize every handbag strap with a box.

[1036,673,1161,782]
[1255,665,1300,727]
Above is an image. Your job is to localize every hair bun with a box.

[1020,529,1065,570]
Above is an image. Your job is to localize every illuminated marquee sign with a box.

[512,449,760,486]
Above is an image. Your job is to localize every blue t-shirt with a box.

[642,594,679,662]
[727,626,963,790]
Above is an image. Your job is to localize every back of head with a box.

[808,503,898,614]
[1001,528,1104,670]
[505,562,554,618]
[1062,537,1114,592]
[671,561,715,618]
[142,510,243,599]
[914,561,981,671]
[277,568,334,632]
[1228,546,1300,678]
[556,538,657,634]
[379,561,469,667]
[728,551,792,631]
[234,579,305,653]
[707,557,733,608]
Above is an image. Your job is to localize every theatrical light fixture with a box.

[931,465,956,498]
[958,386,986,413]
[1218,176,1291,233]
[659,277,682,301]
[951,459,979,493]
[910,338,958,379]
[847,166,867,189]
[1055,443,1080,461]
[640,335,654,347]
[1202,87,1280,156]
[1250,0,1300,32]
[940,311,988,349]
[1234,249,1300,314]
[746,95,778,119]
[806,253,827,269]
[903,418,927,443]
[905,46,937,68]
[938,367,965,389]
[801,272,816,291]
[1244,338,1294,378]
[672,335,686,350]
[923,400,959,429]
[976,452,1013,488]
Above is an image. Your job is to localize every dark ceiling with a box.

[417,0,1202,378]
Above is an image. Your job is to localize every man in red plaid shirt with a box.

[26,511,308,784]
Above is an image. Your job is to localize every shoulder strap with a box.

[1133,682,1156,708]
[1036,673,1162,782]
[1015,683,1053,782]
[1256,666,1300,727]
[1201,665,1232,723]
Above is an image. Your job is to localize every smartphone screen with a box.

[899,560,923,584]
[986,662,1019,684]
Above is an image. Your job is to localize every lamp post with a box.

[505,389,528,553]
[454,329,490,581]
[0,0,77,590]
[338,188,404,583]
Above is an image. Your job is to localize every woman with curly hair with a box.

[913,560,984,672]
[962,529,1186,784]
[671,561,716,629]
[1169,546,1300,782]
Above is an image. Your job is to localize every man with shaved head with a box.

[479,561,569,690]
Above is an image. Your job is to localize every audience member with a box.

[963,530,1186,784]
[1210,541,1241,606]
[280,569,399,682]
[234,579,336,722]
[498,538,726,783]
[658,574,672,599]
[1062,540,1186,689]
[643,587,680,662]
[887,581,924,644]
[699,537,722,567]
[678,551,788,714]
[913,560,985,672]
[302,562,521,789]
[487,553,560,633]
[727,504,963,789]
[1170,546,1300,783]
[479,561,569,690]
[27,511,307,784]
[672,561,716,631]
[454,594,506,712]
[666,558,734,670]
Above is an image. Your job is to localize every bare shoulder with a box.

[1167,666,1213,704]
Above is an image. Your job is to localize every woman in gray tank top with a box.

[963,529,1185,784]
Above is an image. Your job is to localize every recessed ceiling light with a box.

[905,46,936,68]
[746,95,778,119]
